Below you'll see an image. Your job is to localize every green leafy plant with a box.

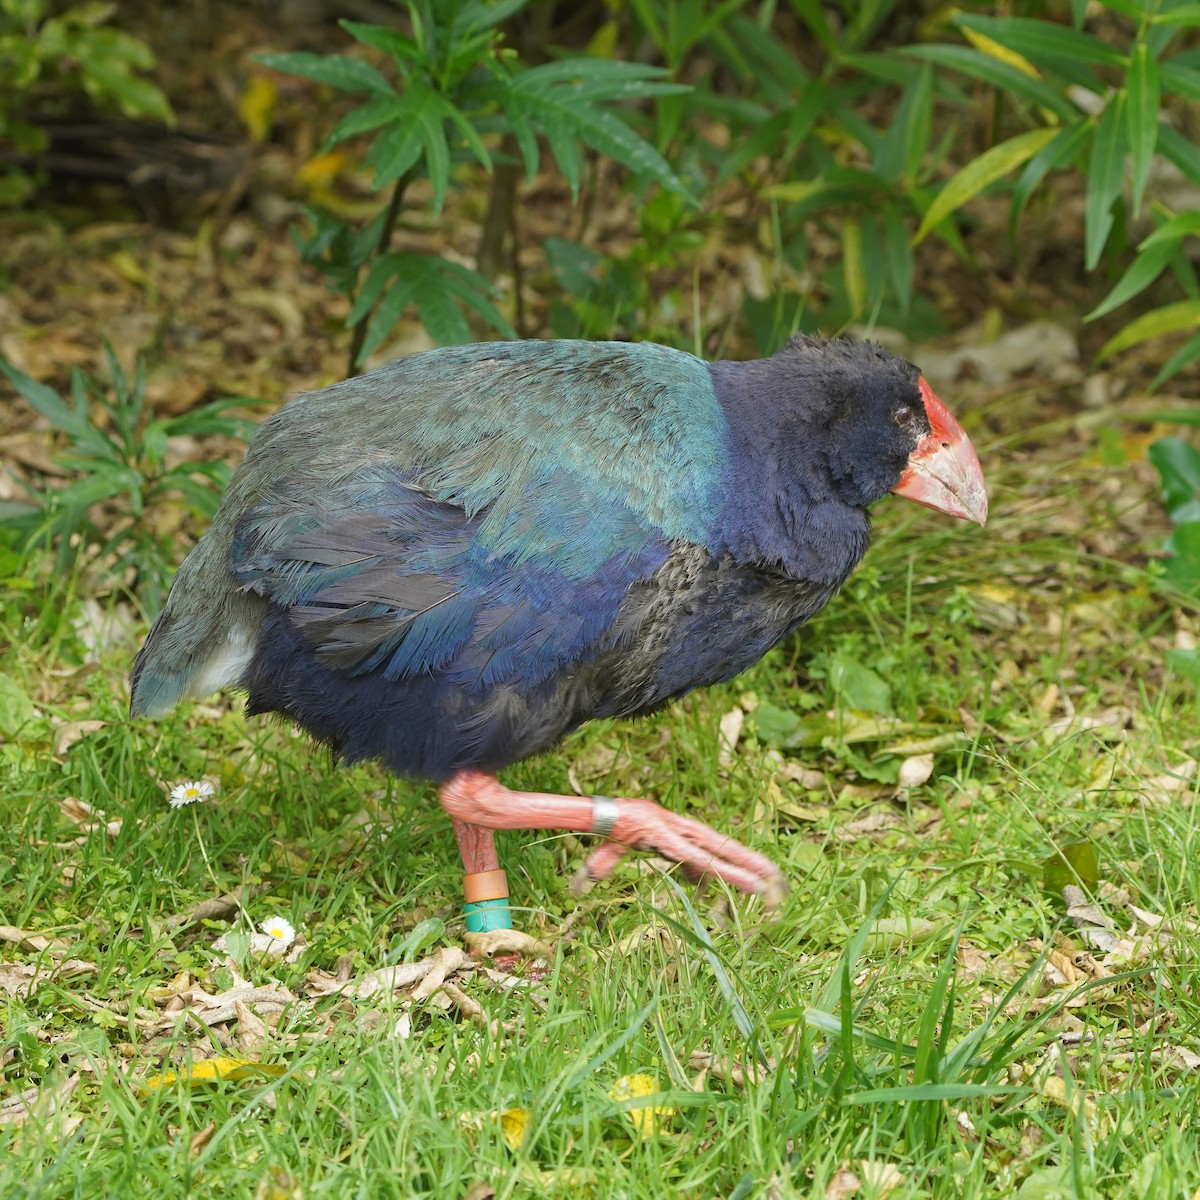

[908,8,1200,384]
[258,0,692,370]
[1148,430,1200,682]
[0,352,260,615]
[0,0,173,205]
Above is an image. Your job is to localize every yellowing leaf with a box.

[138,1056,287,1095]
[961,27,1040,78]
[297,152,352,191]
[1096,299,1200,362]
[916,127,1059,244]
[238,76,278,142]
[458,1106,532,1150]
[609,1073,674,1138]
[499,1107,531,1150]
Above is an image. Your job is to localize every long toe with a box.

[584,797,785,903]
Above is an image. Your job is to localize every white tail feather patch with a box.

[189,626,256,699]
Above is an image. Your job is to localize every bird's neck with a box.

[707,359,871,585]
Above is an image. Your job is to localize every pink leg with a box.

[439,770,786,904]
[452,818,500,875]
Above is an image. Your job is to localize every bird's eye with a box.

[894,406,913,426]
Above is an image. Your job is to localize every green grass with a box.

[2,408,1200,1199]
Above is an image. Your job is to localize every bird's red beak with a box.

[891,378,988,525]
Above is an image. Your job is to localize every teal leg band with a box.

[463,896,513,933]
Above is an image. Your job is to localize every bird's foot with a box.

[439,771,786,909]
[575,795,787,908]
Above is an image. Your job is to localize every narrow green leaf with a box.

[1086,92,1127,271]
[1096,298,1200,361]
[842,219,866,319]
[1153,330,1200,388]
[952,14,1123,69]
[788,0,837,54]
[1085,240,1176,321]
[915,127,1058,244]
[1140,212,1200,252]
[1159,123,1200,186]
[899,45,1078,120]
[1008,119,1091,243]
[876,65,931,184]
[1149,4,1200,23]
[1126,43,1160,217]
[882,204,914,309]
[1161,60,1200,101]
[255,51,394,95]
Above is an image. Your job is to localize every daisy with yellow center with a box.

[168,779,215,808]
[261,916,296,946]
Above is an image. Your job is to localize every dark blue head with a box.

[711,335,986,578]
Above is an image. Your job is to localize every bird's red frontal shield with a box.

[891,378,988,525]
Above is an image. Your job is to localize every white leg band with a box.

[590,795,619,839]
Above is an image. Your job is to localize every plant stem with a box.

[347,168,417,376]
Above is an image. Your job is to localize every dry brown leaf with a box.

[409,946,470,1002]
[825,1169,861,1200]
[688,1049,773,1087]
[189,1123,217,1155]
[235,999,268,1054]
[304,947,468,1001]
[956,942,991,982]
[718,707,744,768]
[897,753,934,789]
[0,925,69,953]
[464,929,552,959]
[859,1160,906,1197]
[0,1073,80,1126]
[53,720,108,756]
[163,890,251,931]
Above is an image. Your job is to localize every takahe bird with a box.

[131,336,986,926]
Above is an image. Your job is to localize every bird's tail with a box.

[129,538,260,718]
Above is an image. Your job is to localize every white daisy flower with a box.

[168,779,215,808]
[260,916,296,946]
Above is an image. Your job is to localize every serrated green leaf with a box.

[417,99,452,211]
[1086,92,1127,271]
[1097,298,1200,361]
[358,276,421,365]
[506,84,690,200]
[1126,43,1160,217]
[1149,437,1200,524]
[324,94,407,147]
[256,51,394,96]
[364,94,430,187]
[916,127,1058,244]
[339,19,418,64]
